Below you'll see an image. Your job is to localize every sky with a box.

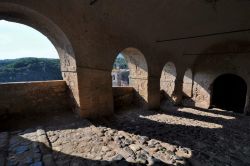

[0,20,58,60]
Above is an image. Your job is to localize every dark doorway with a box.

[211,74,247,113]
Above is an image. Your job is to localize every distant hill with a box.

[0,58,62,83]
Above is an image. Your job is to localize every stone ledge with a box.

[0,80,66,86]
[0,80,70,118]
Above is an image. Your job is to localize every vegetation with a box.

[113,56,128,69]
[0,58,62,83]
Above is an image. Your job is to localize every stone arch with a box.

[115,47,148,107]
[160,62,177,100]
[210,73,247,113]
[183,68,193,98]
[0,3,79,109]
[192,41,250,110]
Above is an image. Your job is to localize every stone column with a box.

[148,76,161,110]
[172,71,185,105]
[77,67,114,118]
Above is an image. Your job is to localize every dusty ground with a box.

[1,105,250,166]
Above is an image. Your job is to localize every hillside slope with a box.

[0,58,62,83]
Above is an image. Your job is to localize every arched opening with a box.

[112,54,129,87]
[0,3,80,114]
[183,69,193,98]
[0,20,62,82]
[211,74,247,113]
[160,62,176,101]
[112,48,148,109]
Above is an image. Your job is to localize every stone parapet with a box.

[0,81,70,118]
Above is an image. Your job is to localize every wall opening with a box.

[112,48,148,109]
[160,62,177,101]
[112,54,129,87]
[211,74,247,113]
[0,3,80,114]
[0,20,62,83]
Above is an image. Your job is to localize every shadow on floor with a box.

[1,102,250,165]
[92,103,250,165]
[1,111,156,166]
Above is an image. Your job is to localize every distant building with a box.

[112,69,130,87]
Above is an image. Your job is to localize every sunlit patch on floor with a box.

[140,114,223,129]
[2,106,250,165]
[178,108,236,120]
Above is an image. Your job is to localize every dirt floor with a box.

[1,105,250,166]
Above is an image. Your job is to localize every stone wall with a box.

[0,81,70,118]
[1,1,250,117]
[160,62,177,100]
[113,87,134,110]
[192,44,250,114]
[122,48,148,108]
